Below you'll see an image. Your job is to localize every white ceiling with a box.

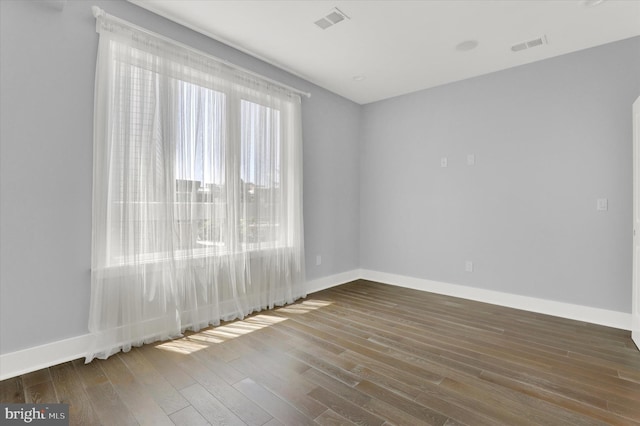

[129,0,640,105]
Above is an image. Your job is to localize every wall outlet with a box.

[316,255,322,266]
[465,261,473,272]
[467,154,475,166]
[440,157,448,167]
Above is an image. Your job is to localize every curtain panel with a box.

[88,12,306,362]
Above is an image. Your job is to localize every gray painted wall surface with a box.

[0,0,360,354]
[360,36,640,313]
[1,0,638,356]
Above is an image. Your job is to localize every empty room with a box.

[1,0,640,424]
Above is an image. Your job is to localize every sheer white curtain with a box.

[88,11,305,362]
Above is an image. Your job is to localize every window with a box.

[104,63,293,265]
[88,10,305,362]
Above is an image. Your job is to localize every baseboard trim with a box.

[0,334,93,381]
[305,269,361,295]
[1,268,631,380]
[360,269,632,331]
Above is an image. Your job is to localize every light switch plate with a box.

[465,261,473,272]
[597,198,608,211]
[441,157,448,168]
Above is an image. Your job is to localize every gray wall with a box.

[0,0,360,354]
[1,0,638,356]
[360,36,640,313]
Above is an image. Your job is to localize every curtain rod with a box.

[91,6,311,99]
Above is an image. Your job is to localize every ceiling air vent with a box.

[314,7,350,30]
[511,35,548,52]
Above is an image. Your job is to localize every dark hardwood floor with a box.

[2,280,640,425]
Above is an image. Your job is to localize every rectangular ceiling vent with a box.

[314,7,350,30]
[511,35,548,52]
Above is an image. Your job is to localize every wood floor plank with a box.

[24,381,57,404]
[361,320,639,411]
[137,344,196,391]
[274,309,461,382]
[72,358,108,388]
[322,299,608,379]
[340,349,444,391]
[352,379,448,426]
[315,409,357,425]
[21,368,52,388]
[168,405,209,426]
[303,367,436,426]
[99,354,174,426]
[180,383,245,426]
[117,348,190,415]
[618,368,640,384]
[50,362,101,426]
[436,376,600,426]
[477,370,637,426]
[608,401,640,424]
[83,381,138,426]
[234,377,317,426]
[288,347,361,387]
[229,351,327,419]
[0,376,24,403]
[348,359,434,399]
[191,346,247,385]
[168,346,273,426]
[307,385,386,426]
[201,331,259,362]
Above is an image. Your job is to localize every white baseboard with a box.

[305,269,361,294]
[360,269,632,331]
[0,334,93,381]
[1,268,631,381]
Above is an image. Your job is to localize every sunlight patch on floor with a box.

[156,338,209,355]
[155,306,308,354]
[275,299,333,314]
[245,314,287,326]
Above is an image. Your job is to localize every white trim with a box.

[305,269,362,295]
[361,269,632,331]
[0,334,93,381]
[1,268,631,380]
